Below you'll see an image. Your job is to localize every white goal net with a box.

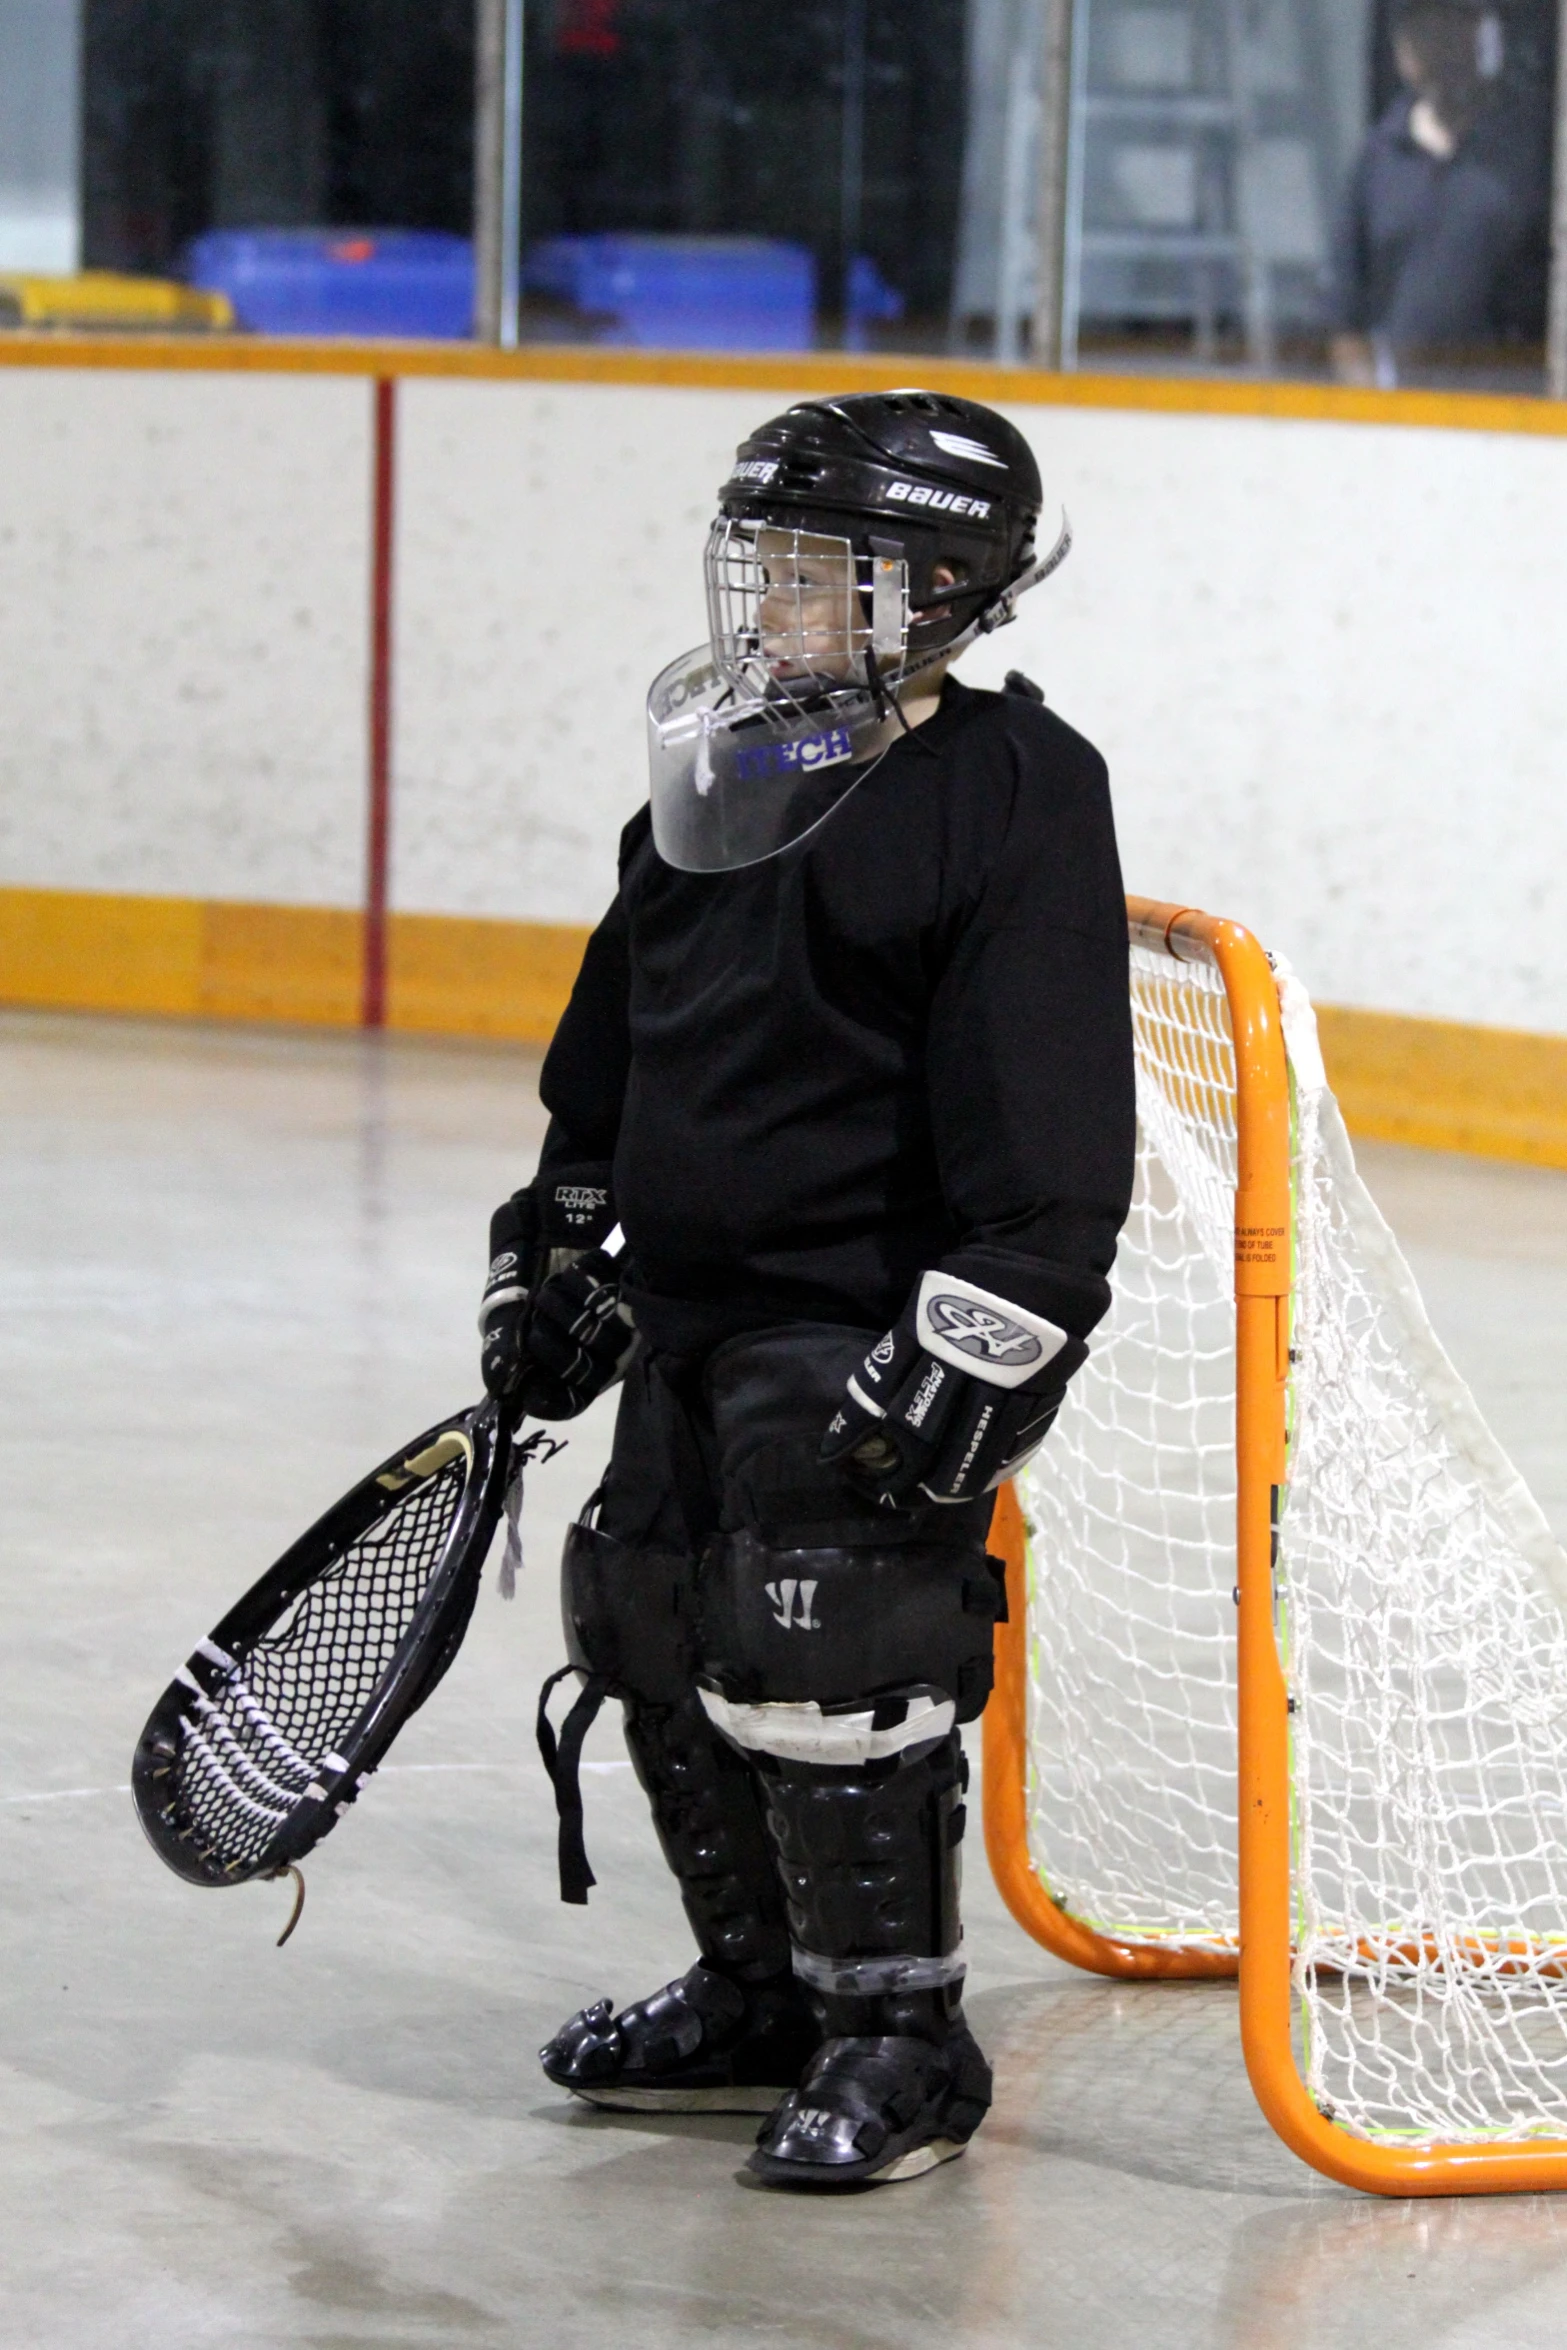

[1018,935,1567,2147]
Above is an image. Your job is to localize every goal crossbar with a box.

[984,895,1567,2196]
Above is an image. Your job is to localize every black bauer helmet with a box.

[717,388,1045,664]
[646,388,1068,876]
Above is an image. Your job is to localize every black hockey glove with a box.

[519,1244,638,1419]
[820,1271,1087,1507]
[478,1165,636,1419]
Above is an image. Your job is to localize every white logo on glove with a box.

[764,1578,820,1631]
[554,1184,608,1224]
[914,1271,1070,1391]
[925,1294,1042,1367]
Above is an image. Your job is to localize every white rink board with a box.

[977,399,1567,1038]
[0,367,370,908]
[397,378,1567,1031]
[0,364,1563,1031]
[392,379,723,928]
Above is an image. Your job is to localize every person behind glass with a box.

[1330,0,1551,386]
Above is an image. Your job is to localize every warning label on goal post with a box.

[1234,1186,1291,1296]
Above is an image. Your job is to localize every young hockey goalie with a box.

[479,389,1135,2188]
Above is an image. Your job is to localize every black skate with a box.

[541,1962,820,2114]
[747,2027,993,2188]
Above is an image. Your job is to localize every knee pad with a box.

[561,1520,701,1704]
[693,1529,1005,1768]
[541,1518,706,1904]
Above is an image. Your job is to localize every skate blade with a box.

[568,2082,786,2115]
[870,2135,969,2184]
[747,2134,970,2190]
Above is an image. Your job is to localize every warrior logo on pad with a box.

[765,1578,820,1631]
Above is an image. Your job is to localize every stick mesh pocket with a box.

[168,1456,467,1876]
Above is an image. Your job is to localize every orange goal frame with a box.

[983,894,1567,2196]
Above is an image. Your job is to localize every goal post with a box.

[984,895,1567,2196]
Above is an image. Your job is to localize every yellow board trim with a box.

[0,330,1563,441]
[2,883,1562,1164]
[0,884,590,1044]
[1316,1004,1567,1172]
[0,273,233,332]
[387,909,595,1042]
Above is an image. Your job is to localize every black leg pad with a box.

[622,1692,794,1981]
[760,1731,965,1994]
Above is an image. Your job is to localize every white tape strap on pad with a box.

[697,1685,955,1766]
[792,1941,967,1995]
[914,1271,1069,1392]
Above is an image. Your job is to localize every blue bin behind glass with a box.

[182,230,474,339]
[525,235,815,351]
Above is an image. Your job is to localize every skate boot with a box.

[542,1690,819,2110]
[743,1727,992,2188]
[750,2018,993,2186]
[542,1960,821,2112]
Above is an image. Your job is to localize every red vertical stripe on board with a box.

[363,376,397,1028]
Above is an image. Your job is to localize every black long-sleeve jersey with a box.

[536,675,1136,1367]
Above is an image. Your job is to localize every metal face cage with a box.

[704,518,911,699]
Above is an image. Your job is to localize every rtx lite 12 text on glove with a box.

[479,1167,637,1420]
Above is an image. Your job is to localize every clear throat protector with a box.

[648,512,1069,873]
[647,651,906,875]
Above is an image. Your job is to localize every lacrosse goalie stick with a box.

[132,1394,559,1936]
